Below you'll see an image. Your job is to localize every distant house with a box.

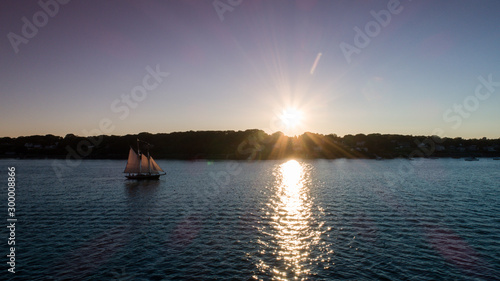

[468,145,478,151]
[483,146,496,152]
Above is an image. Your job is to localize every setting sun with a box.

[279,108,303,129]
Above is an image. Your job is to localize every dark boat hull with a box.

[125,174,162,180]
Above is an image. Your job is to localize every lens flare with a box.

[279,108,303,129]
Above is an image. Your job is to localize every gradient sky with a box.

[1,0,499,138]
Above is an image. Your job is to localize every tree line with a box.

[1,130,499,160]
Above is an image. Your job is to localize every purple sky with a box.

[1,0,500,138]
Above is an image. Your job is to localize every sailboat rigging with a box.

[124,139,165,180]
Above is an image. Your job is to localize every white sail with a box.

[149,157,164,173]
[124,148,141,173]
[140,154,149,173]
[124,143,165,177]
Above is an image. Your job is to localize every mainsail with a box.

[140,154,149,173]
[124,147,141,173]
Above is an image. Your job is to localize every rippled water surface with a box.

[1,158,499,280]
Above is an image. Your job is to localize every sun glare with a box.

[279,108,303,129]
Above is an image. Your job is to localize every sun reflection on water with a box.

[255,159,327,280]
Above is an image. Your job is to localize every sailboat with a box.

[464,156,479,161]
[124,140,165,180]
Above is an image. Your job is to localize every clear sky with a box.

[1,0,499,138]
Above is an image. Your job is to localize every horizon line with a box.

[1,129,499,140]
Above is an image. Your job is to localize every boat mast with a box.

[137,138,141,174]
[147,143,151,174]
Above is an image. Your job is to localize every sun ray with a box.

[275,107,305,136]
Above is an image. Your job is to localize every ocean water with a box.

[1,158,499,280]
